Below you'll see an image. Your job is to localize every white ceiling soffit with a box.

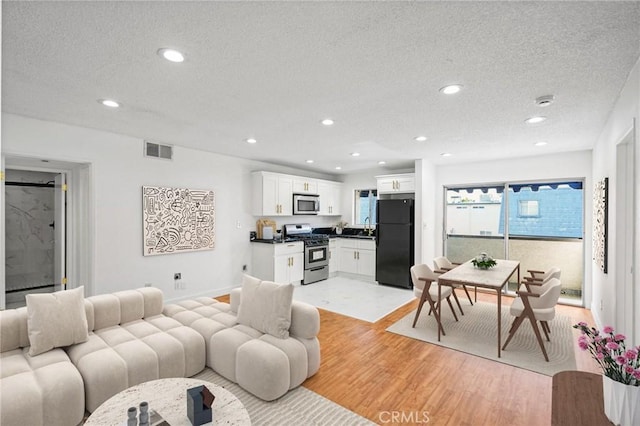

[2,1,640,174]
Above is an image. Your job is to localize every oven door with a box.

[305,245,328,268]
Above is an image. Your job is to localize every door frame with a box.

[2,154,93,308]
[614,121,636,343]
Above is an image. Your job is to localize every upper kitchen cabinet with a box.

[317,180,342,215]
[376,173,415,194]
[293,178,318,194]
[252,171,293,216]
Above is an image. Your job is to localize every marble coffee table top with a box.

[85,377,251,425]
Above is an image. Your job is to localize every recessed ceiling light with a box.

[535,141,548,147]
[335,166,342,170]
[321,118,334,126]
[440,84,463,95]
[535,95,555,107]
[99,99,120,108]
[246,138,257,144]
[350,152,360,157]
[378,161,386,165]
[157,48,185,63]
[305,159,314,164]
[525,116,547,124]
[414,136,428,142]
[441,153,452,157]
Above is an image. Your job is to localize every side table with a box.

[551,371,612,425]
[85,377,251,425]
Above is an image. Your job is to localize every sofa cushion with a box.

[237,276,293,339]
[25,286,89,356]
[0,347,85,426]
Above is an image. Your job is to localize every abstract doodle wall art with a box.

[592,177,608,273]
[143,186,215,256]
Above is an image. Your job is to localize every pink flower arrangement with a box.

[574,322,640,385]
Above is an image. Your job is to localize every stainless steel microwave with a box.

[293,194,320,215]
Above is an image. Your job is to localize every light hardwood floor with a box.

[220,291,600,425]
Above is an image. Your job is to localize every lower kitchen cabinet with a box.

[329,239,339,275]
[252,242,304,284]
[337,239,376,279]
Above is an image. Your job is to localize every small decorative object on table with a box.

[139,401,149,426]
[335,221,348,235]
[471,252,497,270]
[187,385,215,426]
[573,322,640,425]
[126,406,137,426]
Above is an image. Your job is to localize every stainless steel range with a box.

[283,224,329,285]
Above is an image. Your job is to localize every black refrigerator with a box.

[376,199,414,289]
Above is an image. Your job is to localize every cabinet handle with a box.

[357,251,360,260]
[353,251,356,259]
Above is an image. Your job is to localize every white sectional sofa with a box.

[0,278,321,425]
[163,284,321,401]
[0,307,85,426]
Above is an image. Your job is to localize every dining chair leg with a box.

[451,288,464,316]
[526,314,549,362]
[412,292,428,327]
[474,286,477,303]
[542,321,551,334]
[541,322,550,342]
[502,314,526,350]
[445,296,459,321]
[461,284,474,306]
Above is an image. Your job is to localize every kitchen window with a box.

[354,189,377,226]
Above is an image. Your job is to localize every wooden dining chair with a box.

[502,278,562,362]
[433,256,475,307]
[410,264,459,336]
[523,267,561,286]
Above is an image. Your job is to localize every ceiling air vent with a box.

[144,141,173,160]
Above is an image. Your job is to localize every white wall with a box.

[591,56,640,344]
[415,159,437,265]
[1,113,338,301]
[430,150,593,303]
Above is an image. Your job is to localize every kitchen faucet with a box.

[364,217,371,236]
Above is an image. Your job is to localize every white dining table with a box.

[436,259,520,357]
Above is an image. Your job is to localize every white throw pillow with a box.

[26,286,89,356]
[237,275,293,339]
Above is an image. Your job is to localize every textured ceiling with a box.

[2,1,640,175]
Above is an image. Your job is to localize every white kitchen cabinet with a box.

[292,178,318,194]
[376,173,415,194]
[328,239,339,275]
[338,238,376,278]
[317,180,342,216]
[252,171,293,216]
[252,241,304,284]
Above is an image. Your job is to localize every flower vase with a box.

[602,375,640,425]
[336,228,342,235]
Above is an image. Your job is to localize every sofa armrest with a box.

[290,301,320,339]
[229,287,242,314]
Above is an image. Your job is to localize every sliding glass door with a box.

[444,180,584,305]
[444,184,506,265]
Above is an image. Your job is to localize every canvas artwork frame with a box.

[142,186,215,256]
[593,177,608,273]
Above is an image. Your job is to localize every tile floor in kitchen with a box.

[292,276,415,323]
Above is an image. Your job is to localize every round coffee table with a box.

[85,377,251,425]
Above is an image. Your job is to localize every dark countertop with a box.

[329,235,376,240]
[251,238,300,244]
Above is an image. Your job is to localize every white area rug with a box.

[292,276,414,322]
[386,301,577,376]
[192,368,375,425]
